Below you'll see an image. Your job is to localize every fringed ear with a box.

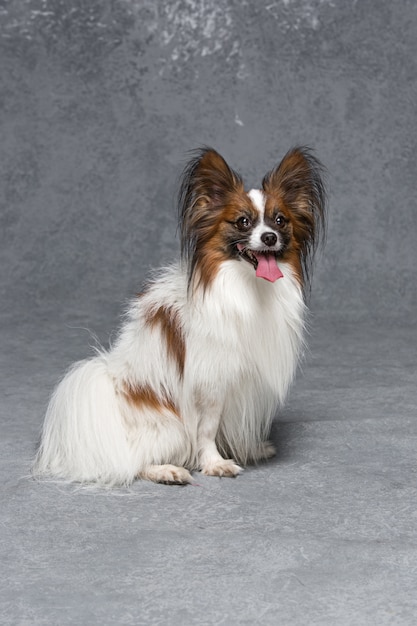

[178,147,243,272]
[263,147,327,287]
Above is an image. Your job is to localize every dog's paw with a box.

[256,440,276,460]
[139,464,193,485]
[201,459,243,478]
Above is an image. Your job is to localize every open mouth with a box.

[237,245,284,283]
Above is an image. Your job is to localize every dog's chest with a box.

[186,262,305,392]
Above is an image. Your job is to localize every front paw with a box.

[201,459,243,478]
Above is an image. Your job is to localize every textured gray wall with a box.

[1,0,416,329]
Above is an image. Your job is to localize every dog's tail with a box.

[33,357,136,487]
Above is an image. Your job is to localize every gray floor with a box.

[2,314,416,625]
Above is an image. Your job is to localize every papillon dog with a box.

[33,147,326,486]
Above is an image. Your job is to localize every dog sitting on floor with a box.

[33,147,326,486]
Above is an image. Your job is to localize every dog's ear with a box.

[178,148,244,290]
[263,146,326,219]
[179,147,242,210]
[263,147,327,285]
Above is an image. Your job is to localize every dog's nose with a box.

[261,232,278,247]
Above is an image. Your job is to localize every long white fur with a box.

[33,249,305,486]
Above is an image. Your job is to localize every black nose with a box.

[261,232,277,247]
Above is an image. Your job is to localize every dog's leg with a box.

[197,402,242,477]
[138,464,193,485]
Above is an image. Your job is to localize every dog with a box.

[33,147,326,486]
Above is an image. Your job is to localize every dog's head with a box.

[179,147,326,291]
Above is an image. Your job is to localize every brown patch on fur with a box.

[191,189,257,290]
[262,147,326,288]
[262,190,303,284]
[145,305,185,377]
[179,148,248,290]
[123,383,180,419]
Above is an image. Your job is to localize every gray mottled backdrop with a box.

[2,0,416,330]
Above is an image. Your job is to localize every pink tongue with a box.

[254,253,284,282]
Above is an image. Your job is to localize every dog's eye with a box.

[236,216,252,231]
[275,214,286,228]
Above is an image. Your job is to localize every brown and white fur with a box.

[33,147,326,486]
